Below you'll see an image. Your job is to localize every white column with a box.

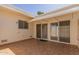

[48,23,51,40]
[70,13,78,46]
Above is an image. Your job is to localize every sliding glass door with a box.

[36,24,48,39]
[50,20,70,43]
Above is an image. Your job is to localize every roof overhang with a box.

[0,4,33,18]
[30,4,79,22]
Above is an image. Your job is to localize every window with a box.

[18,20,28,29]
[24,21,28,29]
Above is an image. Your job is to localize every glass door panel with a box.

[36,24,42,38]
[42,24,48,39]
[50,23,58,40]
[59,21,70,43]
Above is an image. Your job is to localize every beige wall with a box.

[31,11,79,46]
[0,6,32,45]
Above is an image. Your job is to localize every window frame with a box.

[18,20,28,29]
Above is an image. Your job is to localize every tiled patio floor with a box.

[0,39,79,55]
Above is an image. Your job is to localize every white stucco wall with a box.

[0,6,32,45]
[31,12,79,46]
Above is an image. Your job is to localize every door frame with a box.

[50,20,70,43]
[36,23,48,40]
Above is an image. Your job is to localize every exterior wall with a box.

[31,12,79,46]
[0,6,32,45]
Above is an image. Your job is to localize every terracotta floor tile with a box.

[0,39,79,55]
